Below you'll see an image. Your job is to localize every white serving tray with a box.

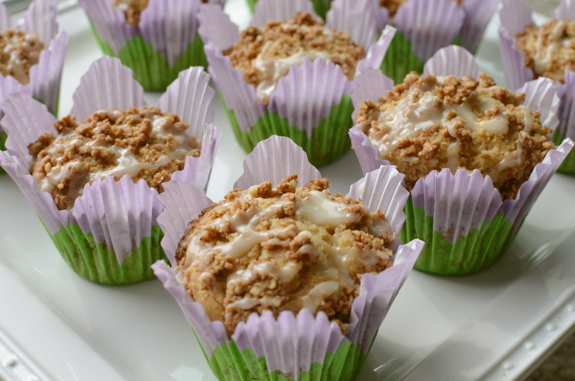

[1,2,575,380]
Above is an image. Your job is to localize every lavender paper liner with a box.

[350,46,574,275]
[78,0,225,92]
[198,0,394,167]
[153,136,423,380]
[0,0,68,147]
[499,0,575,174]
[0,57,221,285]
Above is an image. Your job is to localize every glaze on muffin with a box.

[0,29,44,85]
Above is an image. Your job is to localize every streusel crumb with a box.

[355,72,553,199]
[515,19,575,83]
[379,0,464,18]
[176,174,394,335]
[29,106,201,210]
[112,0,209,26]
[223,12,364,103]
[0,29,44,85]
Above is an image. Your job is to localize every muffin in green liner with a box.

[499,0,575,175]
[350,46,573,275]
[198,0,394,167]
[0,57,220,284]
[78,0,225,91]
[153,136,423,380]
[246,0,333,19]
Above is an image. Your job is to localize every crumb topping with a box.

[112,0,209,26]
[223,12,364,104]
[0,29,44,85]
[176,174,394,335]
[29,106,201,210]
[515,19,575,83]
[379,0,464,18]
[355,72,554,200]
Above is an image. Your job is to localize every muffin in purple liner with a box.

[152,136,423,381]
[499,0,575,174]
[0,57,221,285]
[350,46,574,275]
[197,0,395,167]
[77,0,225,92]
[0,0,68,152]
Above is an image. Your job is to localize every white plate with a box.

[1,2,575,381]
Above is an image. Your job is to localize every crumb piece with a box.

[0,29,44,85]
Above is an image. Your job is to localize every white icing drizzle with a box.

[533,20,569,75]
[254,40,332,102]
[302,281,340,313]
[296,190,361,226]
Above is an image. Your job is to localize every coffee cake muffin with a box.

[499,0,575,174]
[350,46,573,275]
[0,58,220,285]
[29,106,202,210]
[355,72,554,200]
[176,174,394,335]
[153,135,423,381]
[0,30,44,85]
[200,0,393,167]
[79,0,225,91]
[224,12,364,104]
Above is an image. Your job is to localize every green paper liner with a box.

[245,0,333,19]
[220,94,354,167]
[200,332,367,381]
[380,31,462,84]
[553,129,575,174]
[400,199,516,275]
[89,22,208,92]
[49,222,168,285]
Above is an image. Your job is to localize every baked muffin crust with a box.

[176,174,394,334]
[515,19,575,83]
[355,72,553,199]
[0,29,44,85]
[224,12,364,103]
[29,106,201,210]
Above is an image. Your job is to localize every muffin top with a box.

[0,29,44,85]
[223,12,364,103]
[29,106,201,210]
[355,72,554,199]
[112,0,210,26]
[515,19,575,83]
[175,174,394,335]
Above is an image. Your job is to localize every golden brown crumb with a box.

[0,29,44,85]
[379,0,463,18]
[29,106,201,210]
[176,175,394,335]
[515,19,575,83]
[355,72,553,200]
[224,12,364,103]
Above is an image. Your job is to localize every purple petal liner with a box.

[153,136,423,377]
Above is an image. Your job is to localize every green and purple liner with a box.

[349,46,574,275]
[499,0,575,174]
[153,135,423,381]
[0,57,221,285]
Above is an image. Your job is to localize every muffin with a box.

[198,0,395,167]
[350,46,573,275]
[0,57,221,284]
[499,0,575,174]
[153,135,423,381]
[0,0,68,152]
[77,0,225,91]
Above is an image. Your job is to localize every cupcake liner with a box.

[499,0,575,175]
[350,49,575,275]
[247,0,335,20]
[153,136,422,380]
[199,0,394,166]
[78,0,222,91]
[0,58,221,284]
[459,0,500,54]
[0,0,67,140]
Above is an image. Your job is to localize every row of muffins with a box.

[0,0,574,380]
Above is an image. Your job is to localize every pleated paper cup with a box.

[0,0,68,153]
[77,0,225,92]
[499,0,575,174]
[198,0,394,167]
[350,46,574,275]
[0,57,221,285]
[152,136,423,381]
